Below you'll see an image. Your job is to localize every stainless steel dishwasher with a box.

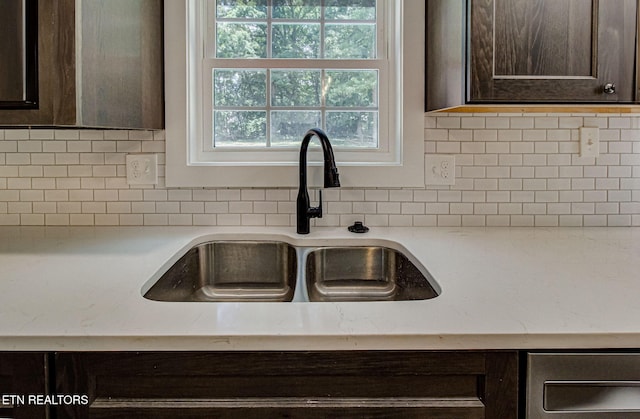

[527,353,640,418]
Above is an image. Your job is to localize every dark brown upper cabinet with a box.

[0,0,39,110]
[0,0,164,129]
[426,0,639,110]
[471,0,637,103]
[0,0,74,125]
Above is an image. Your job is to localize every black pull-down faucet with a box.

[297,128,340,234]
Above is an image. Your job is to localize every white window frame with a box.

[165,0,425,188]
[202,0,388,162]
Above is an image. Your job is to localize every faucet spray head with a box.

[324,166,340,188]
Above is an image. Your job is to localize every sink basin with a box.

[144,240,440,303]
[144,241,297,302]
[305,246,439,302]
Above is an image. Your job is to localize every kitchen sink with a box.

[305,246,439,302]
[144,241,297,302]
[144,240,440,303]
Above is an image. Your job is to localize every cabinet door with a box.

[78,0,164,129]
[0,0,163,128]
[470,0,637,102]
[0,0,75,125]
[56,351,518,419]
[0,353,49,419]
[0,0,38,109]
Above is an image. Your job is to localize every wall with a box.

[0,112,638,227]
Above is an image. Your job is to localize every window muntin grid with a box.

[206,0,382,150]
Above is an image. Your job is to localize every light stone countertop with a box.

[0,226,638,351]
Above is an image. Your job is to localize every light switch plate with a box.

[126,154,158,185]
[579,127,600,158]
[425,155,455,185]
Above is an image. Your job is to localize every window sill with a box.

[164,162,425,188]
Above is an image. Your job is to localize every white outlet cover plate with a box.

[579,127,600,158]
[126,154,158,185]
[425,154,456,185]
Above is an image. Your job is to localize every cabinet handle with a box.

[603,83,616,94]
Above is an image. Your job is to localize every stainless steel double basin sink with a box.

[143,240,440,303]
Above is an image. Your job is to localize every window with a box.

[165,0,425,187]
[210,0,380,147]
[201,0,388,164]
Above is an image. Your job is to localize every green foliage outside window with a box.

[212,0,379,148]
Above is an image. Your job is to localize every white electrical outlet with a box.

[579,127,600,158]
[126,154,158,185]
[425,155,456,185]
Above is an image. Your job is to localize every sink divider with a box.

[292,247,312,303]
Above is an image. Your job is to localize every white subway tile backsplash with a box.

[608,190,630,202]
[241,189,265,201]
[33,202,56,213]
[5,130,30,140]
[461,117,485,129]
[340,189,365,202]
[1,114,638,227]
[474,130,498,142]
[156,201,180,214]
[498,154,523,166]
[510,142,534,154]
[205,202,229,214]
[498,130,522,142]
[534,142,559,153]
[69,190,94,202]
[449,130,473,142]
[436,141,461,153]
[510,167,534,178]
[327,201,352,214]
[377,202,401,214]
[523,130,547,141]
[425,203,449,215]
[352,202,377,214]
[450,203,473,214]
[547,203,571,215]
[510,117,534,129]
[461,142,485,154]
[559,117,583,129]
[485,117,510,129]
[254,201,278,214]
[436,117,460,129]
[609,117,632,129]
[241,214,265,226]
[534,117,559,129]
[364,189,389,202]
[462,215,485,226]
[58,202,80,213]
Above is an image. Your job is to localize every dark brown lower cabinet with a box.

[55,351,518,419]
[0,352,49,419]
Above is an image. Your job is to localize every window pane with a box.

[326,111,377,147]
[272,24,320,58]
[216,23,267,58]
[273,0,321,19]
[216,0,267,19]
[325,24,375,59]
[214,111,267,146]
[271,111,322,146]
[209,1,381,151]
[325,0,376,20]
[325,70,378,107]
[271,70,321,107]
[214,69,266,107]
